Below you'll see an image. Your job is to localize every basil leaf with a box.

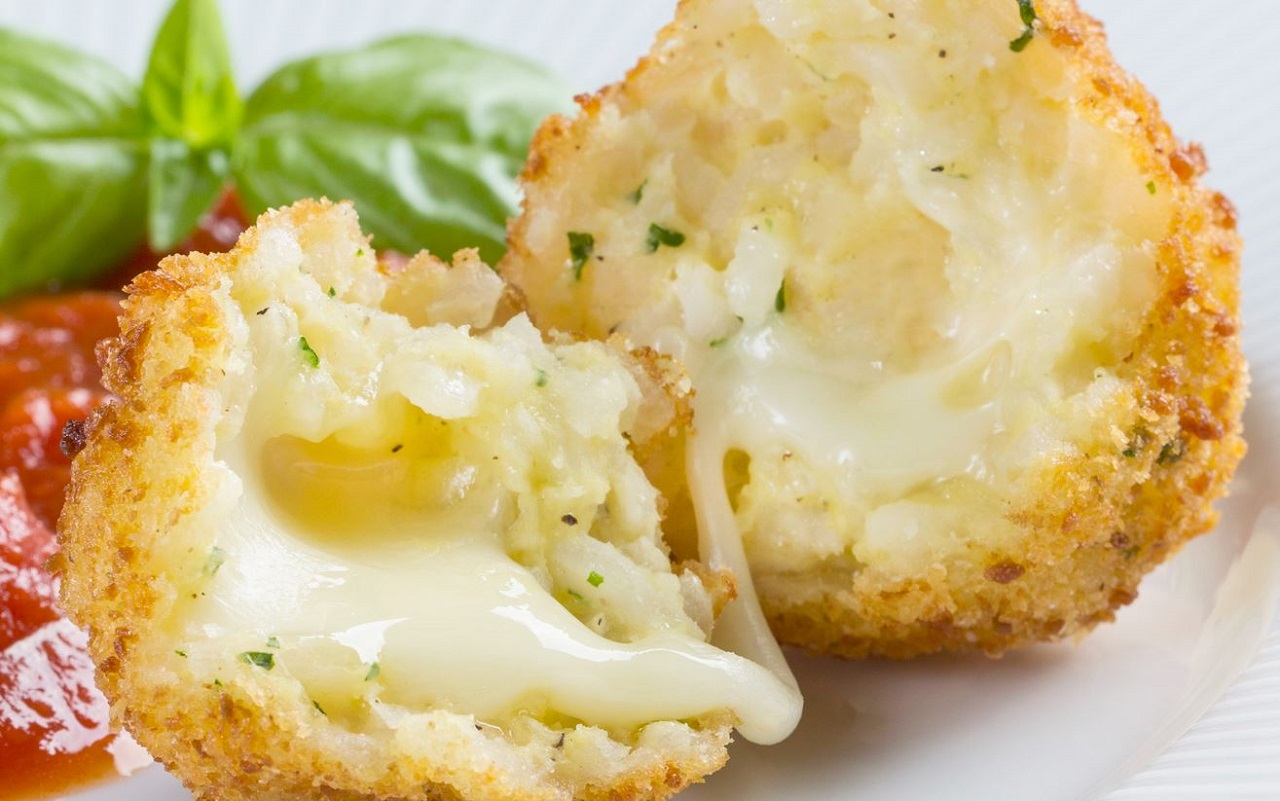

[0,29,146,295]
[142,0,240,250]
[236,34,569,262]
[235,121,520,260]
[1,141,148,295]
[0,29,139,139]
[148,139,231,251]
[141,0,240,147]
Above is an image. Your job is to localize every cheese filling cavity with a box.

[193,280,801,746]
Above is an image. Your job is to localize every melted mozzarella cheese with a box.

[698,321,1006,490]
[686,426,798,687]
[190,300,802,746]
[201,476,800,744]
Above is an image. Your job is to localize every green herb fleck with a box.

[213,678,223,688]
[356,248,365,257]
[1017,0,1037,26]
[239,651,275,670]
[1146,180,1157,195]
[1010,29,1034,52]
[566,589,585,602]
[1122,430,1149,458]
[775,281,787,313]
[313,700,327,716]
[587,570,605,588]
[327,286,336,297]
[628,180,647,204]
[175,649,188,658]
[365,662,381,682]
[646,223,685,253]
[266,636,280,649]
[298,336,320,368]
[1009,0,1037,52]
[709,337,729,348]
[535,369,549,387]
[568,231,594,280]
[203,545,226,576]
[1156,439,1186,465]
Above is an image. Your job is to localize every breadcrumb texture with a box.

[57,199,738,801]
[502,0,1247,657]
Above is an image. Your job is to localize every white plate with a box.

[6,2,1277,800]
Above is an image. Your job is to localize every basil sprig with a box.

[0,0,567,298]
[0,30,147,296]
[141,0,241,250]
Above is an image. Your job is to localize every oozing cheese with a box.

[183,246,802,746]
[204,469,799,744]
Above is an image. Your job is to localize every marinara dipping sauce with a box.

[0,192,247,799]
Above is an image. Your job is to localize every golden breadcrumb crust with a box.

[57,199,735,801]
[503,0,1247,658]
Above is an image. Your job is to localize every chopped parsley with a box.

[1009,28,1034,52]
[709,337,729,348]
[775,280,787,313]
[645,223,685,253]
[239,651,275,670]
[203,546,226,577]
[327,286,337,297]
[298,336,320,368]
[536,368,549,387]
[175,649,188,658]
[266,636,280,649]
[1146,180,1157,195]
[1156,439,1186,465]
[1017,0,1037,27]
[1122,430,1149,458]
[1010,0,1037,52]
[566,588,585,602]
[628,180,647,204]
[587,570,605,588]
[365,662,381,682]
[567,231,594,280]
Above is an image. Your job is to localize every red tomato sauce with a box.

[0,192,248,799]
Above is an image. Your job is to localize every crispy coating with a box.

[57,200,745,800]
[501,0,1247,658]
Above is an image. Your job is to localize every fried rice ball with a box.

[57,199,800,801]
[501,0,1247,658]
